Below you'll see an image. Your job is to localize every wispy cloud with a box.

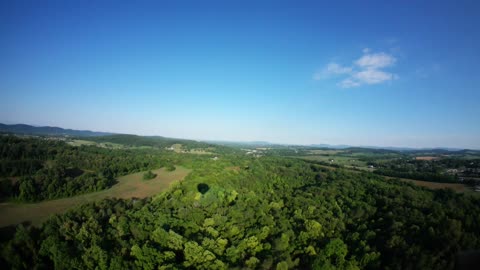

[355,52,396,69]
[338,78,361,88]
[415,63,441,79]
[313,63,352,80]
[314,49,398,88]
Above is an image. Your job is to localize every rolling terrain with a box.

[0,123,113,137]
[1,127,480,269]
[0,167,190,227]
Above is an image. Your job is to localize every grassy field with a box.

[67,139,126,149]
[0,166,191,228]
[167,143,214,155]
[67,139,97,146]
[393,177,472,192]
[295,155,369,168]
[189,149,214,155]
[169,143,183,152]
[415,156,440,161]
[310,162,475,194]
[308,149,344,155]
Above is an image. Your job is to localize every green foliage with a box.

[0,135,192,201]
[85,134,217,150]
[17,168,115,202]
[1,145,480,269]
[142,171,156,180]
[165,164,176,172]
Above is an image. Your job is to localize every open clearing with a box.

[310,162,474,193]
[67,139,97,146]
[167,144,214,155]
[308,149,344,155]
[225,166,241,172]
[67,139,127,149]
[415,156,440,161]
[295,155,368,168]
[389,177,472,192]
[0,166,191,228]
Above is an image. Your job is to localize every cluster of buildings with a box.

[242,148,265,158]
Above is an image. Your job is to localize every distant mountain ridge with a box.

[309,144,352,149]
[309,144,466,151]
[204,140,274,147]
[1,123,477,151]
[0,123,113,137]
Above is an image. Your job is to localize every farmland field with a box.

[67,139,96,146]
[295,155,369,168]
[415,156,440,161]
[167,143,214,154]
[307,149,344,155]
[303,160,475,194]
[67,139,159,150]
[67,139,128,149]
[382,176,473,192]
[0,166,191,228]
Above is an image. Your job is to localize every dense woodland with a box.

[1,135,480,269]
[0,136,191,201]
[277,145,480,184]
[372,158,480,183]
[84,134,230,153]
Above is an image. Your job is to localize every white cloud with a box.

[355,52,396,69]
[313,62,352,80]
[353,69,394,84]
[338,78,361,88]
[326,63,352,74]
[314,48,398,88]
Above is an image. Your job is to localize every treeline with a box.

[1,157,480,269]
[369,159,459,183]
[375,169,457,183]
[85,134,229,152]
[17,167,114,202]
[0,136,180,202]
[0,136,62,176]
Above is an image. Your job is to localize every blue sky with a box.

[1,0,479,149]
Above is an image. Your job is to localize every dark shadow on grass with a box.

[197,183,210,194]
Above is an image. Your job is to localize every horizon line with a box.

[1,122,479,151]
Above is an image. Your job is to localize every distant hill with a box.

[309,144,352,149]
[0,123,113,137]
[205,140,275,147]
[88,134,214,149]
[2,123,477,152]
[0,124,229,152]
[206,139,476,152]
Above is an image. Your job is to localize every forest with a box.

[372,158,480,182]
[1,135,480,269]
[2,0,480,268]
[0,135,198,202]
[271,145,480,186]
